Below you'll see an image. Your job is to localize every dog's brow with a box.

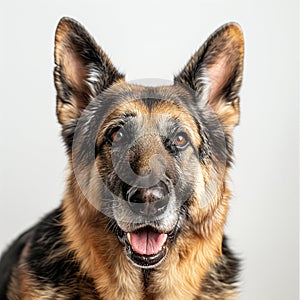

[122,112,137,119]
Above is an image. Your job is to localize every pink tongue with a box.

[130,230,167,255]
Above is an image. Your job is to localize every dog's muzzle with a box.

[116,180,180,269]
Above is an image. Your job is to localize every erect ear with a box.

[174,23,244,129]
[54,17,124,125]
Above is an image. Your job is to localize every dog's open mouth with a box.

[127,228,168,255]
[118,226,171,269]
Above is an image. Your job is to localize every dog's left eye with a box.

[173,132,189,149]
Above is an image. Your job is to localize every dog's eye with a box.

[109,128,124,143]
[174,132,189,150]
[174,132,189,149]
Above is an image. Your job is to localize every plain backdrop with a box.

[0,1,298,299]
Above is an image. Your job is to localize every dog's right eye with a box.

[108,127,124,144]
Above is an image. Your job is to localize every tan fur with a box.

[62,185,144,300]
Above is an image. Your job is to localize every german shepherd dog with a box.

[0,17,244,299]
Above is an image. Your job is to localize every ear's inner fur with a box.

[174,23,244,130]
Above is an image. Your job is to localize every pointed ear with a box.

[54,17,124,125]
[174,23,244,129]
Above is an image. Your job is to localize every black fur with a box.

[0,228,34,299]
[0,208,98,298]
[199,237,240,299]
[26,208,79,284]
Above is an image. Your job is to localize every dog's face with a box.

[54,18,244,268]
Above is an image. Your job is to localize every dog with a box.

[0,17,244,299]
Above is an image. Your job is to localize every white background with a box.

[0,1,298,299]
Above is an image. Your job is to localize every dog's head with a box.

[54,18,244,269]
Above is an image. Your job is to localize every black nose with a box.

[126,181,169,216]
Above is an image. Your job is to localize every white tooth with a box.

[159,234,168,252]
[163,234,168,244]
[127,233,131,244]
